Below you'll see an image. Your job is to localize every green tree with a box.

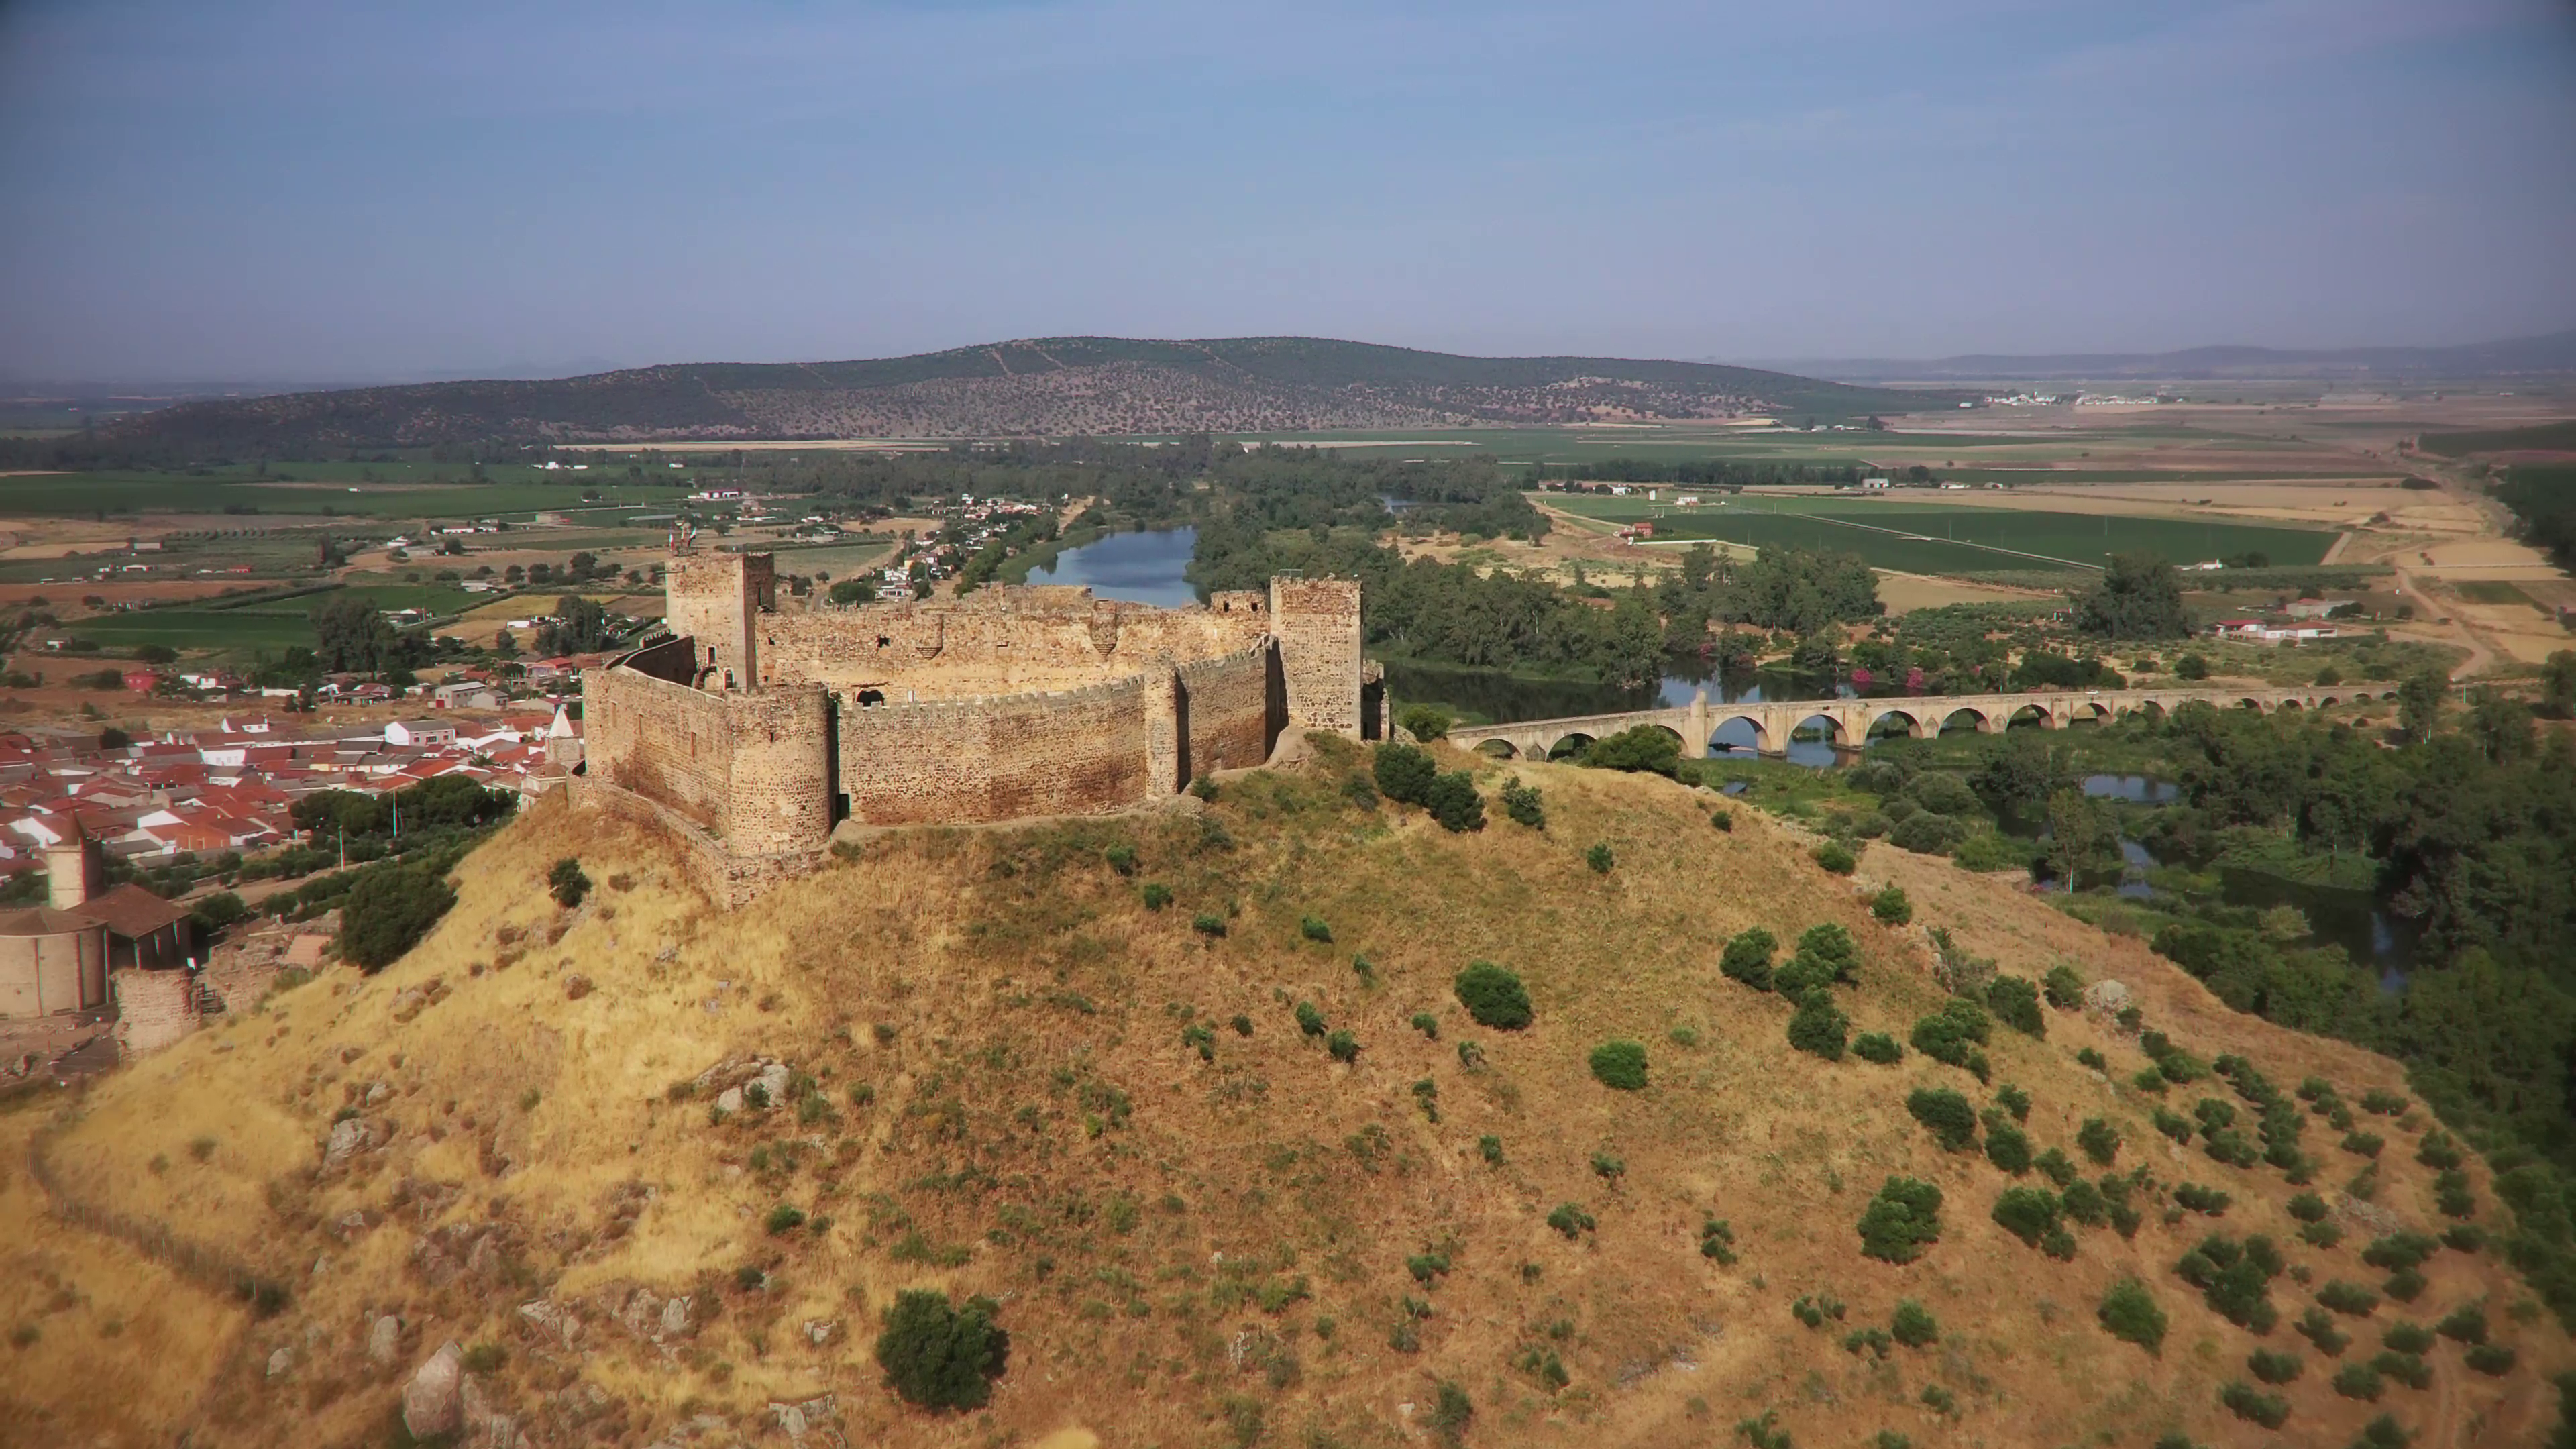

[2466,688,2532,763]
[2043,786,2118,887]
[537,594,613,655]
[2074,552,2190,640]
[874,1289,1010,1411]
[2398,668,2447,744]
[339,865,458,971]
[310,592,396,675]
[1374,743,1437,806]
[1580,725,1681,776]
[1454,962,1533,1030]
[2540,649,2576,719]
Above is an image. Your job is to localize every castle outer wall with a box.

[578,557,1372,905]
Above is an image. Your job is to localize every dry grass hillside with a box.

[4,737,2565,1448]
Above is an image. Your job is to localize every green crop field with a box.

[69,608,321,655]
[0,462,689,520]
[2452,580,2542,608]
[1548,494,2334,572]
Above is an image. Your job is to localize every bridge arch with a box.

[2069,700,2114,724]
[2004,703,2059,731]
[2279,698,2302,711]
[1474,737,1519,759]
[2123,699,2167,724]
[1786,711,1849,750]
[1546,731,1597,761]
[2237,698,2268,713]
[1864,706,1929,741]
[1708,714,1776,755]
[1938,706,1997,736]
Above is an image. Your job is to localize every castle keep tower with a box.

[1267,576,1364,735]
[665,550,773,690]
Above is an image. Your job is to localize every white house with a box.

[384,719,458,747]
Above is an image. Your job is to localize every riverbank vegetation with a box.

[1725,699,2576,1327]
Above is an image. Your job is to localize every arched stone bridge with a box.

[1446,685,2385,761]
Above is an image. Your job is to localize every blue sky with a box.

[2,0,2572,381]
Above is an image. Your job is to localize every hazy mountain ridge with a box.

[94,336,1937,450]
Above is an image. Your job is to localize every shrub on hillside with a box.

[1397,704,1453,741]
[1888,810,1967,855]
[1585,842,1614,873]
[1500,779,1545,828]
[875,1289,1010,1412]
[2042,963,2085,1009]
[2317,1280,2380,1317]
[1992,1187,2061,1247]
[1853,1032,1902,1064]
[1454,963,1533,1029]
[2078,1118,2120,1166]
[1424,771,1485,831]
[1580,725,1681,776]
[1857,1177,1943,1264]
[1815,841,1857,875]
[1890,1300,1938,1348]
[1986,975,2045,1037]
[1983,1119,2033,1175]
[547,857,590,908]
[2177,1234,2286,1332]
[1719,927,1776,991]
[1589,1040,1648,1091]
[2219,1381,2290,1428]
[1906,1088,1978,1152]
[2249,1348,2302,1384]
[1909,998,1992,1079]
[340,865,458,971]
[1373,743,1437,805]
[1787,994,1849,1061]
[1872,885,1911,925]
[2098,1278,2167,1352]
[1795,922,1860,983]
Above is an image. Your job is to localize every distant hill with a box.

[1761,327,2576,384]
[91,336,1939,451]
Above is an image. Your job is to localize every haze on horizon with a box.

[2,0,2573,386]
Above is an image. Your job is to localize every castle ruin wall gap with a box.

[581,553,1370,903]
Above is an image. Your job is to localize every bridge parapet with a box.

[1438,684,2367,761]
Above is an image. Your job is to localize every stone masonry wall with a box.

[1268,576,1364,736]
[584,663,737,836]
[1176,641,1279,780]
[838,673,1156,825]
[666,551,773,688]
[113,969,199,1055]
[718,685,834,855]
[758,588,1269,698]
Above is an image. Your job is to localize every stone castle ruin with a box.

[578,551,1379,903]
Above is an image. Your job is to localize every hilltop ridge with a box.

[2,739,2561,1448]
[93,337,1938,451]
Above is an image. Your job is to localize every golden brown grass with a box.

[12,740,2565,1447]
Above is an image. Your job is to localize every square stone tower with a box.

[666,551,774,690]
[1267,576,1362,736]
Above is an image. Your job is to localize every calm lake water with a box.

[1026,527,1201,608]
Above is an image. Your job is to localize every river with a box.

[1030,529,2416,978]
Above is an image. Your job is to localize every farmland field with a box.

[68,608,321,654]
[1547,494,2336,571]
[0,462,690,519]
